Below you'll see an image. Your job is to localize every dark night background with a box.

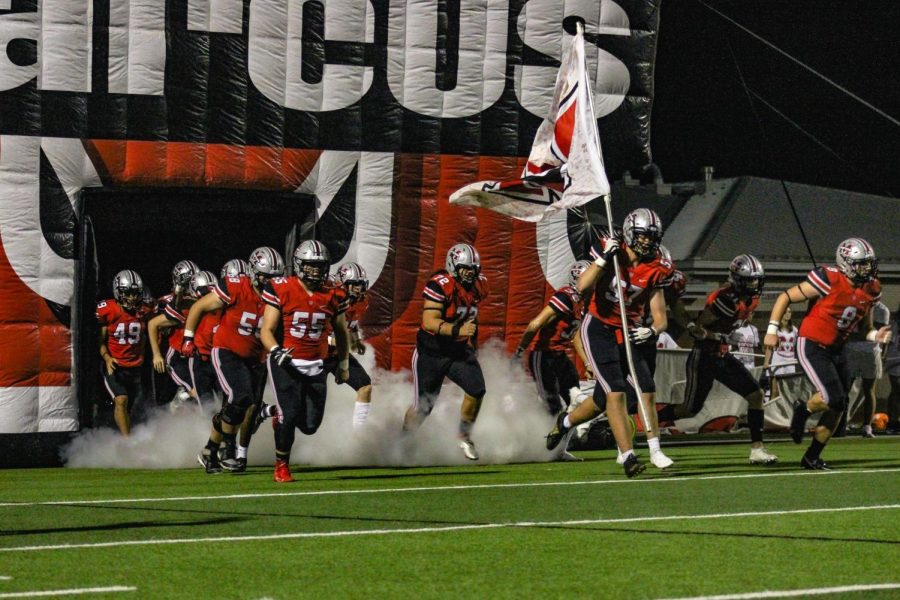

[650,0,900,198]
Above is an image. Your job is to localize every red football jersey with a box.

[800,266,881,347]
[212,275,267,359]
[195,309,221,358]
[699,284,760,354]
[345,294,369,337]
[97,299,150,367]
[162,301,191,349]
[262,276,346,360]
[420,271,488,343]
[533,286,584,352]
[588,239,674,327]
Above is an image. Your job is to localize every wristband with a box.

[593,256,607,269]
[766,323,779,336]
[339,358,350,371]
[866,329,879,342]
[269,344,280,353]
[451,322,463,337]
[183,329,194,339]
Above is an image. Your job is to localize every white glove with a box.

[628,326,657,344]
[594,237,620,268]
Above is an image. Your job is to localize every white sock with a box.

[353,401,371,428]
[863,424,873,434]
[621,449,634,460]
[563,415,573,429]
[237,445,248,459]
[647,437,661,454]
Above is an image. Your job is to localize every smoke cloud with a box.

[63,340,561,469]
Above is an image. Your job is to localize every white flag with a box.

[450,29,610,222]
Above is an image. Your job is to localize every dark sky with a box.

[650,0,900,198]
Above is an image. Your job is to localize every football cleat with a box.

[790,401,810,444]
[545,412,569,451]
[749,446,779,465]
[649,450,674,470]
[459,438,479,461]
[197,450,222,474]
[800,455,832,471]
[861,425,875,439]
[274,459,295,483]
[228,457,247,473]
[623,453,646,478]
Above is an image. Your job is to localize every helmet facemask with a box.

[118,286,142,311]
[299,261,329,289]
[846,257,878,284]
[630,229,661,260]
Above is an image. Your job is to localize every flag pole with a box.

[577,21,655,437]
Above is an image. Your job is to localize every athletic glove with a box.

[514,347,525,359]
[758,373,770,391]
[180,336,196,358]
[593,237,620,269]
[628,326,657,344]
[270,346,294,368]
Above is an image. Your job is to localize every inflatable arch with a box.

[0,0,660,433]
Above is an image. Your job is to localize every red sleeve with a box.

[261,279,283,308]
[96,301,112,325]
[423,275,449,303]
[548,290,575,317]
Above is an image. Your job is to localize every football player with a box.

[221,258,250,279]
[186,247,285,473]
[545,208,674,477]
[97,270,152,435]
[515,259,592,460]
[325,262,374,428]
[180,271,221,408]
[261,241,350,483]
[402,243,488,461]
[684,255,778,465]
[148,260,202,405]
[764,238,890,469]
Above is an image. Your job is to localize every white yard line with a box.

[0,578,10,581]
[0,503,896,553]
[654,582,900,600]
[0,586,136,598]
[1,467,898,509]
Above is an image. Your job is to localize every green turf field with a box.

[1,437,898,599]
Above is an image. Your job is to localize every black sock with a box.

[748,408,764,443]
[806,438,826,460]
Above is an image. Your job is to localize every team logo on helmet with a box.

[445,243,480,286]
[221,258,250,279]
[337,262,369,298]
[293,240,331,289]
[568,260,591,289]
[622,208,663,260]
[836,238,877,284]
[113,270,144,311]
[728,254,765,295]
[171,259,200,290]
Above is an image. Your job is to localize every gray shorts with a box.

[843,341,878,380]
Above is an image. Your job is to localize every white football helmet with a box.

[836,238,877,284]
[221,258,250,279]
[248,247,285,288]
[171,260,200,290]
[113,270,144,310]
[728,254,765,295]
[190,270,218,298]
[337,262,368,298]
[622,208,663,260]
[293,241,330,288]
[445,243,480,285]
[568,260,591,289]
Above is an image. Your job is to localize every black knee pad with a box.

[211,412,224,435]
[221,402,248,426]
